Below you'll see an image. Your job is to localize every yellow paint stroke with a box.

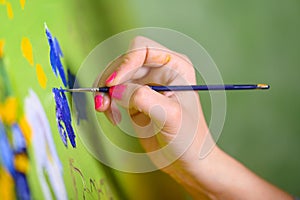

[0,0,6,5]
[164,54,171,64]
[14,153,29,173]
[0,39,4,58]
[36,64,47,89]
[19,115,32,145]
[0,167,15,200]
[20,0,25,9]
[21,37,34,66]
[0,97,18,125]
[6,2,13,19]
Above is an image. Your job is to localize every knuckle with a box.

[122,56,131,65]
[131,86,149,106]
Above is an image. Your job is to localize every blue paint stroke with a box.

[45,24,77,147]
[67,69,88,125]
[15,171,31,200]
[0,122,32,199]
[12,123,27,154]
[45,24,67,87]
[0,121,16,176]
[52,88,76,148]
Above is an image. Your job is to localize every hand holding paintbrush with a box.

[84,36,290,200]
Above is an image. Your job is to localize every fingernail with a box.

[94,95,103,110]
[105,71,117,85]
[108,85,126,100]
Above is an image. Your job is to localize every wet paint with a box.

[20,0,25,9]
[0,122,15,176]
[0,97,18,125]
[45,25,67,87]
[0,121,32,200]
[21,37,34,66]
[12,123,27,153]
[0,39,4,58]
[19,115,31,145]
[45,26,77,147]
[52,88,76,147]
[0,167,15,200]
[36,63,47,89]
[6,2,13,19]
[14,172,31,200]
[14,153,29,174]
[25,89,67,199]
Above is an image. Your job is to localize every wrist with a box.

[164,144,294,200]
[163,136,222,199]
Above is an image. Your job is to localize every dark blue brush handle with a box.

[97,84,269,93]
[149,84,267,91]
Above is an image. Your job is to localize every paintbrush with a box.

[63,84,270,93]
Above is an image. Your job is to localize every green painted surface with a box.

[1,0,299,199]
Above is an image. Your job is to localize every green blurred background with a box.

[1,0,299,199]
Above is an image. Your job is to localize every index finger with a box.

[105,36,194,86]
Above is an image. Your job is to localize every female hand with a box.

[94,36,211,172]
[94,36,293,200]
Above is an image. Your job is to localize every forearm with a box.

[167,144,293,200]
